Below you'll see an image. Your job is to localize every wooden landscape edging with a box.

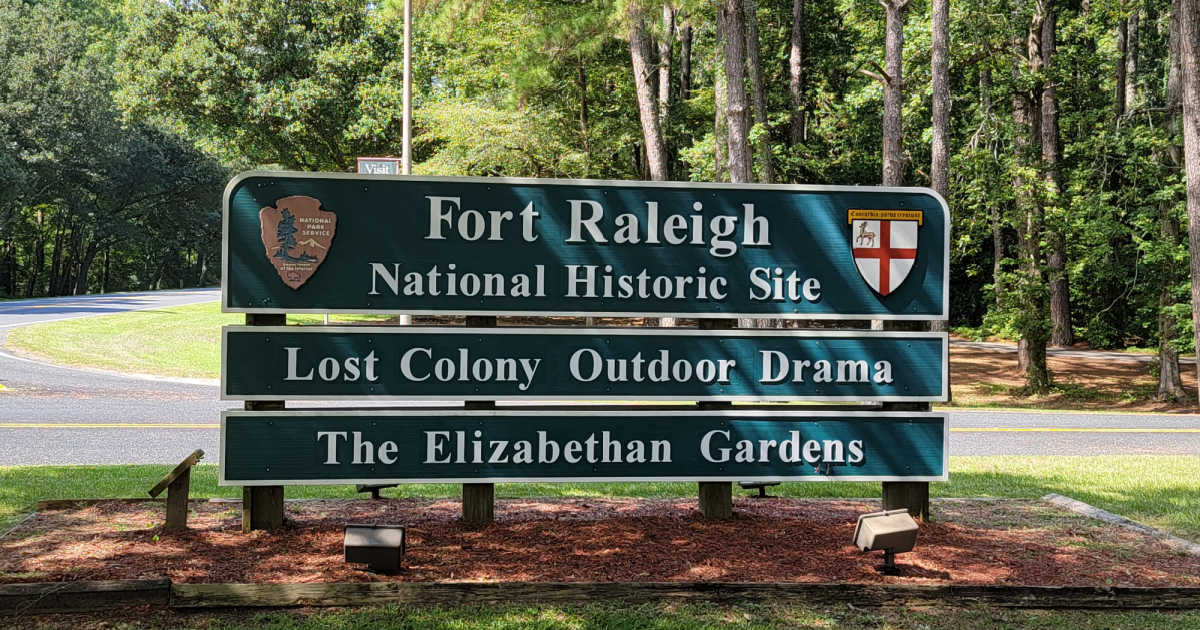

[5,580,1200,614]
[168,581,1200,610]
[0,579,170,615]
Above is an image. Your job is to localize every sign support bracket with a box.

[880,402,931,520]
[697,318,735,520]
[242,313,286,532]
[461,315,497,526]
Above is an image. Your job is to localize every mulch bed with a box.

[2,498,1197,587]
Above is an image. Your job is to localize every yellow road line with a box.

[0,423,218,429]
[951,427,1200,433]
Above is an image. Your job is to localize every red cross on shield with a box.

[849,210,922,297]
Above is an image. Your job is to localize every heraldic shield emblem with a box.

[848,209,923,297]
[258,196,337,290]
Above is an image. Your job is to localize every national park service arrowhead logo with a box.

[259,196,337,290]
[849,209,922,297]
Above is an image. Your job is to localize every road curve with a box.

[1,289,1198,464]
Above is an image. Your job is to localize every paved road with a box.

[1,290,1198,464]
[0,288,221,330]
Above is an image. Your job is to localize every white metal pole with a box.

[399,0,414,326]
[401,0,412,176]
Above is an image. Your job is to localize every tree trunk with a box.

[1159,0,1188,401]
[1041,8,1072,347]
[1125,6,1140,114]
[103,247,111,293]
[1158,211,1188,400]
[578,61,589,148]
[931,0,950,198]
[881,0,907,187]
[928,0,950,333]
[1180,0,1200,404]
[1117,17,1128,116]
[26,209,44,297]
[75,240,100,296]
[722,0,752,184]
[679,20,692,99]
[714,10,729,182]
[48,224,64,296]
[744,0,773,183]
[628,5,669,181]
[993,206,1005,306]
[789,0,806,146]
[1013,0,1050,390]
[659,5,674,126]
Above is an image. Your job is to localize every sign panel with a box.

[220,410,948,485]
[222,173,948,318]
[222,327,947,402]
[356,157,400,175]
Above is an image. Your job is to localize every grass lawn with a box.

[15,602,1200,630]
[2,302,392,379]
[2,456,1197,541]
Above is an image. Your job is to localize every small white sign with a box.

[356,157,400,175]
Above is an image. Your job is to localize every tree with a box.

[1158,0,1188,401]
[721,0,752,184]
[628,2,670,181]
[743,0,772,183]
[1041,3,1072,347]
[117,0,406,170]
[1010,0,1051,391]
[0,0,226,298]
[879,0,911,187]
[930,0,949,334]
[714,10,730,183]
[788,0,806,147]
[1181,0,1200,402]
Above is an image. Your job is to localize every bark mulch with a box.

[1,498,1197,587]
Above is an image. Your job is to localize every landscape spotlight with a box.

[344,524,406,574]
[852,508,919,575]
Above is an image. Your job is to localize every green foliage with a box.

[415,100,590,177]
[0,0,228,298]
[2,0,1193,363]
[116,0,406,170]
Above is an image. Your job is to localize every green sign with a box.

[223,172,948,319]
[220,410,947,485]
[222,327,947,402]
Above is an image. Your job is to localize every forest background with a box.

[3,0,1200,398]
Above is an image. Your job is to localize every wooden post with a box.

[165,470,191,530]
[462,315,496,526]
[148,449,204,531]
[697,317,734,519]
[242,484,285,532]
[881,400,932,520]
[243,313,286,532]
